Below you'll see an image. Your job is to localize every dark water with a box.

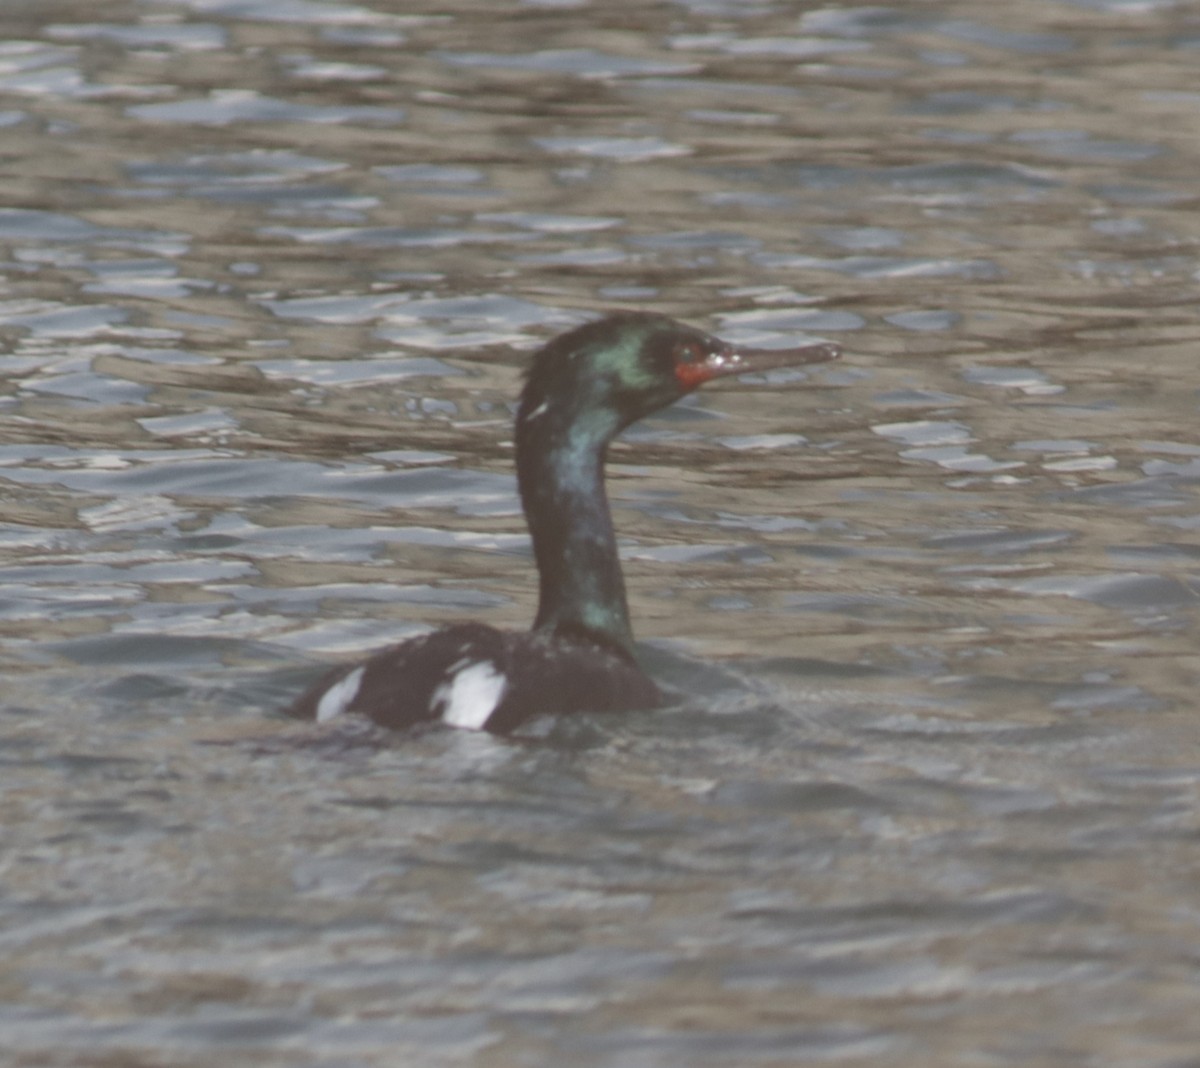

[3,1,1200,1064]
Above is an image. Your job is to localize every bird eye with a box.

[677,342,703,364]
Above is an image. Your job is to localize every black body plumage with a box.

[289,621,660,733]
[288,312,840,734]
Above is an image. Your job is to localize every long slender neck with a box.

[516,388,635,656]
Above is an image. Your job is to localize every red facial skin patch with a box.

[674,358,719,391]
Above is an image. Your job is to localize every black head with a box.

[519,311,840,435]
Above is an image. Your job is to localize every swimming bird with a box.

[289,311,840,733]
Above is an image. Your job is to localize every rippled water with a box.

[3,1,1200,1064]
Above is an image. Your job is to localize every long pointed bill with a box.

[676,339,841,391]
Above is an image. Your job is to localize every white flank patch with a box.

[434,660,508,731]
[315,666,365,723]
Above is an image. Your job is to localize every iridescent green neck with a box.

[516,382,635,656]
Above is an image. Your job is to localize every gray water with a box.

[3,1,1200,1064]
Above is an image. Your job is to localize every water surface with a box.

[3,1,1200,1064]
